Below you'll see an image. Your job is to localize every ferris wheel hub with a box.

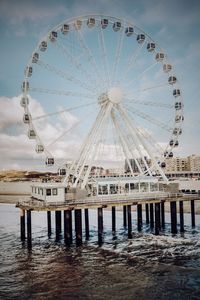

[98,87,123,106]
[108,87,123,104]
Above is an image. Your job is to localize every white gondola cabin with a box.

[175,115,184,122]
[173,89,181,97]
[25,66,33,77]
[23,113,31,124]
[49,31,57,42]
[173,128,182,135]
[101,19,108,29]
[168,76,177,84]
[113,21,121,31]
[163,64,172,72]
[22,81,29,92]
[87,18,95,28]
[59,168,67,176]
[35,144,44,153]
[175,102,182,110]
[20,96,29,107]
[74,19,82,30]
[155,52,165,61]
[46,157,54,165]
[39,41,47,51]
[28,129,36,139]
[137,34,145,43]
[61,24,70,34]
[32,52,39,63]
[125,27,134,36]
[147,42,155,52]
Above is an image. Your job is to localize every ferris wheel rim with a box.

[21,13,184,181]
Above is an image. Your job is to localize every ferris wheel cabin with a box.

[113,22,121,31]
[61,24,70,34]
[125,27,134,36]
[137,34,145,43]
[101,19,108,29]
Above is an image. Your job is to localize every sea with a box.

[1,202,200,300]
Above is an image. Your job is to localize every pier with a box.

[16,193,200,248]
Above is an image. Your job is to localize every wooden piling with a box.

[150,203,154,228]
[161,202,165,229]
[127,205,132,238]
[64,210,73,245]
[179,201,184,232]
[98,207,103,244]
[85,208,89,240]
[20,209,25,241]
[170,201,177,234]
[55,211,61,240]
[145,203,149,224]
[191,200,195,228]
[137,204,142,231]
[112,206,116,233]
[75,209,82,246]
[154,203,160,235]
[47,211,51,237]
[123,206,127,227]
[27,210,32,248]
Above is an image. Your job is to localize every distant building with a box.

[188,154,200,172]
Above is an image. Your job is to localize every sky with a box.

[0,0,200,171]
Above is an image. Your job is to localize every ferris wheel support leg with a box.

[118,105,168,182]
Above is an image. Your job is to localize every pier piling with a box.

[75,209,82,246]
[123,206,127,227]
[161,202,165,229]
[64,210,72,245]
[179,201,184,232]
[191,200,195,228]
[137,204,142,231]
[85,208,89,240]
[112,206,116,233]
[150,203,154,229]
[145,203,149,224]
[127,205,132,238]
[55,211,62,240]
[98,207,103,244]
[154,203,160,235]
[47,211,51,237]
[170,201,177,234]
[20,209,25,241]
[27,210,32,248]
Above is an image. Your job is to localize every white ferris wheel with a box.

[21,14,183,189]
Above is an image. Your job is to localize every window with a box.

[46,189,51,196]
[52,188,57,196]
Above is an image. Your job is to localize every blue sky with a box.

[0,0,200,171]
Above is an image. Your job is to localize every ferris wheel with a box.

[21,14,183,188]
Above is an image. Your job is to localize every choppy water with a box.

[1,204,200,299]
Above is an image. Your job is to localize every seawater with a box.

[0,203,200,300]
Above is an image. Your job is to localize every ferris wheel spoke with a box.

[111,111,138,176]
[123,61,158,89]
[111,22,125,86]
[54,39,100,95]
[29,86,94,99]
[124,98,173,109]
[124,82,169,97]
[36,59,95,93]
[117,111,152,175]
[136,126,164,157]
[124,104,172,132]
[75,28,105,91]
[98,24,111,89]
[117,104,168,180]
[32,101,96,121]
[122,41,145,83]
